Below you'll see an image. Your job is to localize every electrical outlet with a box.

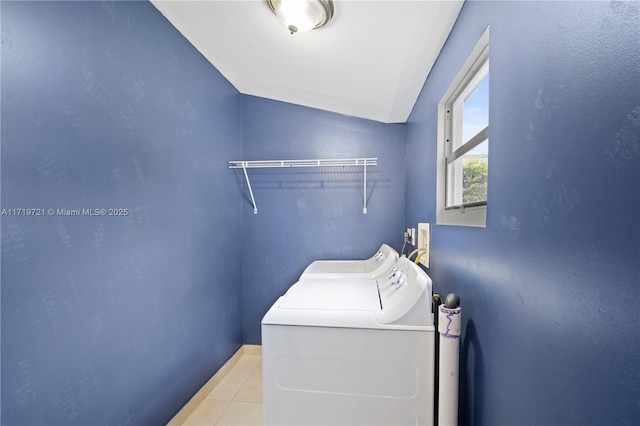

[417,223,430,267]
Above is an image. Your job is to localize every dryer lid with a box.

[300,244,399,280]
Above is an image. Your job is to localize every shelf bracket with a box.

[363,160,368,214]
[241,162,258,214]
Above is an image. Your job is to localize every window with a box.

[437,28,489,227]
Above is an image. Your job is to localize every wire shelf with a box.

[228,158,377,169]
[229,158,378,214]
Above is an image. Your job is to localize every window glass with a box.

[462,75,489,143]
[446,66,489,209]
[447,139,488,207]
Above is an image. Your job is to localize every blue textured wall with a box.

[240,96,406,343]
[406,1,639,425]
[1,1,242,424]
[4,0,639,424]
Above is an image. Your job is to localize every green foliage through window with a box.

[462,157,488,204]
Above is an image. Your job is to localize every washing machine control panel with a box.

[382,267,407,289]
[375,257,433,326]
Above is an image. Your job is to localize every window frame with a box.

[436,28,490,228]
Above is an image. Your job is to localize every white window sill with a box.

[438,205,487,228]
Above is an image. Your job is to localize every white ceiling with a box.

[151,0,464,123]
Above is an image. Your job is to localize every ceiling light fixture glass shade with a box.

[266,0,334,34]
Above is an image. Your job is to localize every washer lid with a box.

[262,280,383,330]
[278,280,379,311]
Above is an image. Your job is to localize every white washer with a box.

[300,244,399,280]
[262,257,435,425]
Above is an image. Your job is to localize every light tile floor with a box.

[169,346,263,426]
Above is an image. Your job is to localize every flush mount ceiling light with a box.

[266,0,335,34]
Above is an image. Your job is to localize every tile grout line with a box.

[212,354,262,425]
[168,346,262,426]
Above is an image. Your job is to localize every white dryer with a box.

[300,243,398,280]
[262,257,435,425]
